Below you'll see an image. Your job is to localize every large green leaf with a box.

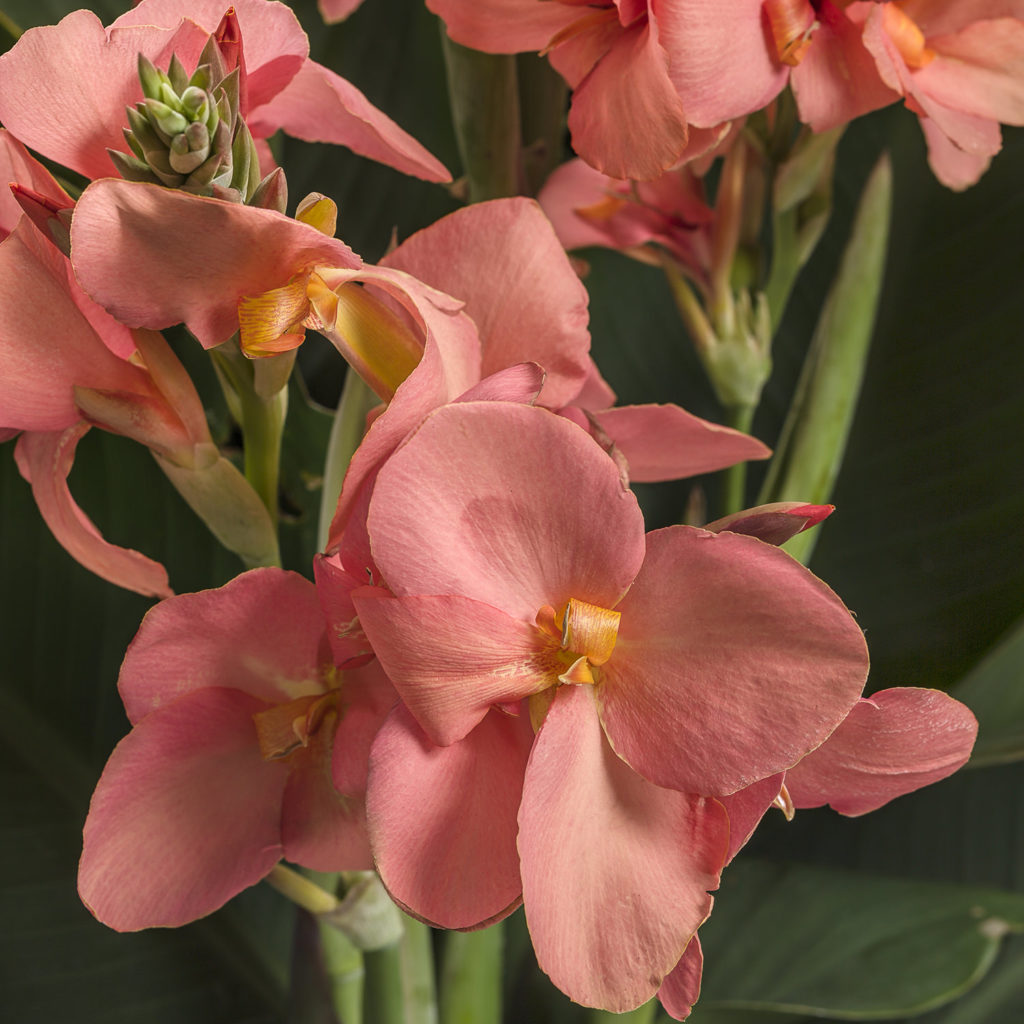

[697,861,1024,1019]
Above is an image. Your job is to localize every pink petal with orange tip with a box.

[519,684,726,1011]
[70,180,359,349]
[785,687,978,815]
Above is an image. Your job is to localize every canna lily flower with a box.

[79,568,395,930]
[323,196,771,560]
[0,0,449,186]
[349,401,870,1011]
[429,0,705,179]
[0,134,278,594]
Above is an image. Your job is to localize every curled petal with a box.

[704,502,833,546]
[15,426,172,599]
[785,687,978,815]
[658,937,704,1021]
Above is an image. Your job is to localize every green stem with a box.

[440,923,504,1024]
[589,1000,657,1024]
[758,154,892,565]
[440,31,522,201]
[720,402,756,516]
[363,914,438,1024]
[318,370,379,551]
[318,921,365,1024]
[209,342,290,533]
[516,52,568,196]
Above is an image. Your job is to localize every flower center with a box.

[536,597,620,684]
[253,690,340,761]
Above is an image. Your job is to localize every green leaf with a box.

[698,861,1024,1019]
[952,615,1024,768]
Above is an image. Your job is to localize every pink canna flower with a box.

[348,401,870,1011]
[0,0,449,185]
[79,567,395,930]
[0,134,277,595]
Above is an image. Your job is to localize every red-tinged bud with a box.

[214,7,249,114]
[10,183,74,255]
[704,501,834,546]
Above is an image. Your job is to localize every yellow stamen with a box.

[773,782,796,821]
[575,194,630,223]
[295,192,339,237]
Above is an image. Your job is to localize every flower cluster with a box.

[0,0,993,1019]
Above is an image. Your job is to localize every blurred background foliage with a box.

[1,0,1023,1020]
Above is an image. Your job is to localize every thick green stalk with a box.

[209,341,291,535]
[363,916,438,1024]
[516,53,568,196]
[588,1000,657,1024]
[318,922,365,1024]
[440,923,504,1024]
[318,370,379,551]
[440,31,522,201]
[758,154,893,564]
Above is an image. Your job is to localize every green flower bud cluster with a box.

[110,35,284,210]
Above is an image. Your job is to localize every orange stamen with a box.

[884,3,935,69]
[764,0,817,67]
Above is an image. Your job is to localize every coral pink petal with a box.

[519,685,726,1012]
[791,5,898,131]
[112,0,309,112]
[573,359,618,410]
[568,20,689,180]
[0,131,69,236]
[916,22,1024,126]
[331,660,398,794]
[716,773,785,864]
[366,402,645,621]
[589,404,770,482]
[653,0,789,127]
[456,363,546,405]
[314,553,375,665]
[352,589,552,745]
[899,0,1024,39]
[71,180,359,348]
[919,116,994,189]
[367,704,531,929]
[79,686,288,930]
[281,717,372,871]
[538,159,635,252]
[427,0,582,53]
[319,0,366,23]
[15,426,172,599]
[658,937,704,1021]
[704,502,833,546]
[325,290,481,553]
[598,526,869,796]
[785,688,978,816]
[383,198,591,406]
[119,567,328,722]
[0,221,145,432]
[249,61,450,182]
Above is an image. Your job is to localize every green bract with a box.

[111,38,274,207]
